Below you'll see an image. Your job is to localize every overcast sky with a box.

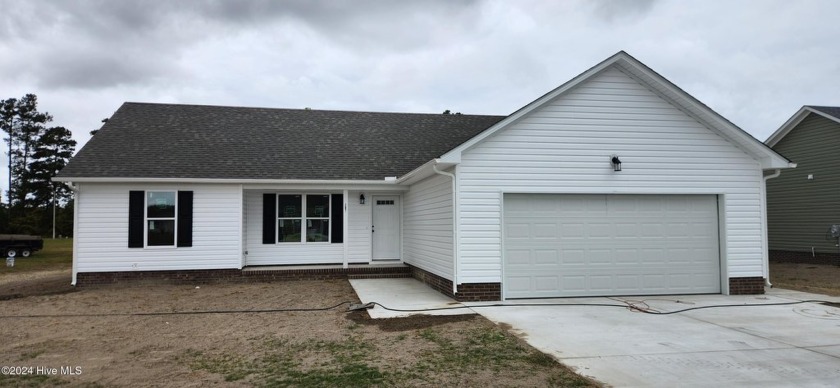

[1,0,839,190]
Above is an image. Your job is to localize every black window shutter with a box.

[177,191,193,247]
[128,191,144,248]
[262,193,276,244]
[331,194,343,243]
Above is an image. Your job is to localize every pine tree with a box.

[1,94,52,206]
[30,126,76,206]
[0,94,75,234]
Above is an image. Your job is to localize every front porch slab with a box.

[349,278,473,319]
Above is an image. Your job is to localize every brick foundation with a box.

[455,283,502,301]
[76,265,411,286]
[407,264,502,301]
[770,250,840,266]
[728,277,765,295]
[406,264,456,299]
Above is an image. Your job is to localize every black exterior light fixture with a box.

[359,194,366,205]
[611,155,622,172]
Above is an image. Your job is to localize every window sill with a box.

[275,242,333,245]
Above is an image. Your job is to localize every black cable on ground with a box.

[1,299,836,319]
[367,299,837,315]
[0,301,354,319]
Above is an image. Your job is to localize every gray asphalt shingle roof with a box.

[808,106,840,121]
[57,103,506,180]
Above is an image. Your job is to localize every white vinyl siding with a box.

[457,66,764,284]
[403,173,454,280]
[75,183,242,272]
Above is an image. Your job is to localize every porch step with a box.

[348,272,412,280]
[241,263,412,281]
[348,263,411,279]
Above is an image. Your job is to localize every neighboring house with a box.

[765,106,840,263]
[55,51,792,300]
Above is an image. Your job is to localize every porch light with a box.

[611,156,622,172]
[360,194,366,205]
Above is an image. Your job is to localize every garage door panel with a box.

[562,250,585,264]
[504,194,720,298]
[506,222,531,239]
[563,276,586,292]
[589,275,614,291]
[614,248,640,263]
[533,223,558,239]
[643,275,667,290]
[560,225,585,239]
[506,249,531,266]
[615,275,640,290]
[506,276,531,293]
[534,276,559,291]
[534,249,559,265]
[586,223,612,238]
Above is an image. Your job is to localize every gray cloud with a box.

[0,0,483,90]
[588,0,657,22]
[37,49,172,89]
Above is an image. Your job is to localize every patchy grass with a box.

[183,324,595,387]
[0,374,69,387]
[0,374,104,388]
[18,350,45,361]
[184,336,390,387]
[0,238,72,275]
[414,326,591,384]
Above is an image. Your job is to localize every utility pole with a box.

[52,185,56,239]
[7,122,12,230]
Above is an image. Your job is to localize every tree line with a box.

[0,94,76,237]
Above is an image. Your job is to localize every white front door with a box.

[372,195,401,260]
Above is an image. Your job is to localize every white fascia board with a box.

[244,183,408,191]
[397,159,437,184]
[397,159,458,185]
[765,106,840,147]
[438,52,628,163]
[51,177,404,185]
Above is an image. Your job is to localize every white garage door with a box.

[503,194,720,298]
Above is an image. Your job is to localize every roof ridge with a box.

[121,101,506,118]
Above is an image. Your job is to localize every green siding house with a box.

[765,106,840,262]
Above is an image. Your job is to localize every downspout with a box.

[762,169,782,288]
[66,182,79,286]
[432,161,458,296]
[342,189,349,269]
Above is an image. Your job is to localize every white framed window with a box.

[277,194,331,243]
[146,191,177,247]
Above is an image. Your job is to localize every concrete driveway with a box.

[472,289,840,387]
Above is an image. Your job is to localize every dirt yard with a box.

[0,273,597,387]
[770,261,840,296]
[4,259,833,387]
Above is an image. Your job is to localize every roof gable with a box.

[440,51,791,170]
[56,104,504,181]
[766,105,840,147]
